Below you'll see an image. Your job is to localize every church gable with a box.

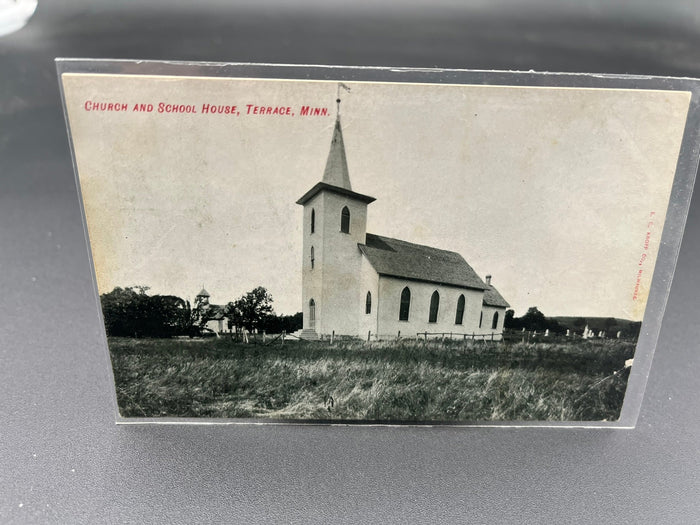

[358,233,488,291]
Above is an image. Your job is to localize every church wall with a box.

[204,319,227,334]
[357,257,380,338]
[376,276,485,338]
[301,193,324,331]
[480,305,506,341]
[318,191,368,336]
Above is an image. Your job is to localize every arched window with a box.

[310,208,315,234]
[492,311,499,330]
[310,246,315,269]
[479,311,483,328]
[455,294,465,325]
[429,291,440,323]
[399,287,411,321]
[365,291,372,314]
[309,298,316,327]
[340,206,350,233]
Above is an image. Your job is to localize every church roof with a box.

[358,234,489,290]
[197,288,210,297]
[323,117,352,190]
[202,304,225,320]
[296,182,376,206]
[483,285,510,308]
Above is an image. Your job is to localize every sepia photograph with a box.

[60,67,691,423]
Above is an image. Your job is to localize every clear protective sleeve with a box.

[56,59,700,428]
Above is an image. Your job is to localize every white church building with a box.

[297,109,509,341]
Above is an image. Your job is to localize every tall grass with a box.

[108,337,634,421]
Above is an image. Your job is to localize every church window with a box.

[479,311,483,328]
[455,294,465,325]
[429,291,440,323]
[310,246,315,269]
[492,311,499,330]
[365,291,372,314]
[309,299,316,323]
[311,208,315,234]
[341,206,350,233]
[399,287,411,321]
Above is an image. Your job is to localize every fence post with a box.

[282,330,285,346]
[397,330,401,340]
[491,332,494,341]
[424,331,428,341]
[263,330,266,343]
[331,330,335,344]
[367,330,371,342]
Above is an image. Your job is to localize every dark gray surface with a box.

[2,1,699,523]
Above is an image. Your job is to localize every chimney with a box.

[485,275,492,285]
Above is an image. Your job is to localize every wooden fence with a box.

[223,327,635,347]
[225,329,505,344]
[415,331,503,341]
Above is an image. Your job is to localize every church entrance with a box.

[309,299,316,329]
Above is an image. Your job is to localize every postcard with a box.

[57,61,700,426]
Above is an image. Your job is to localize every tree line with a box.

[505,307,566,333]
[505,307,641,338]
[100,285,301,338]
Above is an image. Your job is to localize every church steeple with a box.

[322,112,352,190]
[297,87,375,338]
[296,91,375,207]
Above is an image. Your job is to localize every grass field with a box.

[108,336,635,422]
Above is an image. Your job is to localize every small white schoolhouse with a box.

[194,288,227,334]
[296,107,509,341]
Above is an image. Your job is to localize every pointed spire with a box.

[297,85,376,206]
[322,99,352,191]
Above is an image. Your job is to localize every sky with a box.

[62,73,690,320]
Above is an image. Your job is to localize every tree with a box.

[513,306,566,334]
[260,312,303,334]
[101,286,149,337]
[521,306,547,331]
[627,321,642,339]
[604,317,618,332]
[146,295,190,337]
[504,309,518,329]
[100,286,192,337]
[225,286,274,332]
[224,301,242,332]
